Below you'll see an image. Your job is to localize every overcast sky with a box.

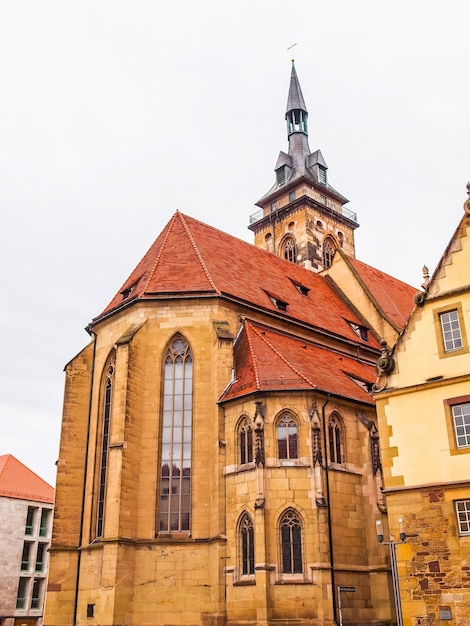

[1,1,469,486]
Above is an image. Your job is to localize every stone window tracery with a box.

[322,236,336,269]
[239,512,255,576]
[277,414,298,460]
[328,413,343,465]
[96,351,115,539]
[238,416,253,465]
[280,509,303,574]
[158,335,192,533]
[282,236,297,263]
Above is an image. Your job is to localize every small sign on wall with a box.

[439,605,452,620]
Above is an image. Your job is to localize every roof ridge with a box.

[138,212,180,297]
[341,252,404,331]
[244,321,261,390]
[178,213,219,293]
[249,323,317,388]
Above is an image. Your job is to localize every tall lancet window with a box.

[96,351,116,539]
[239,512,255,576]
[159,335,193,533]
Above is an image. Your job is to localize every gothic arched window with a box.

[159,335,193,533]
[96,351,116,539]
[280,509,303,574]
[239,512,255,576]
[277,414,298,460]
[283,236,297,264]
[328,413,343,465]
[239,416,253,465]
[322,236,336,269]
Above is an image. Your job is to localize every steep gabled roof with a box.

[219,321,376,404]
[94,213,380,350]
[0,454,54,503]
[344,255,416,331]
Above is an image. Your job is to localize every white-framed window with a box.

[455,500,470,535]
[440,310,463,352]
[452,402,470,448]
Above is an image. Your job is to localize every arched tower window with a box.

[328,413,344,465]
[280,509,303,574]
[277,413,298,460]
[238,416,253,465]
[159,335,193,533]
[282,236,297,263]
[238,512,255,576]
[96,351,116,539]
[322,236,336,269]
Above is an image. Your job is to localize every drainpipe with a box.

[72,326,97,626]
[321,394,338,624]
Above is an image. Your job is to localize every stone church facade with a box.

[44,63,417,626]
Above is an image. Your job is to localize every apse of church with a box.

[44,63,417,626]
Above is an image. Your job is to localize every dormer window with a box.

[277,167,286,186]
[348,322,369,341]
[290,279,309,296]
[318,166,327,185]
[265,291,288,312]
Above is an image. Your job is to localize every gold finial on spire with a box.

[287,42,298,62]
[464,181,470,215]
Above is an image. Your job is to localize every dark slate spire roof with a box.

[286,61,307,115]
[256,62,349,207]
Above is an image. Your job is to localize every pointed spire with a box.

[286,61,307,116]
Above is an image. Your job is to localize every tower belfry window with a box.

[318,166,327,185]
[276,167,286,186]
[283,236,297,264]
[322,237,336,269]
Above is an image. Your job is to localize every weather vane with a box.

[287,42,298,62]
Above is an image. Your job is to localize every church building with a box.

[44,62,417,626]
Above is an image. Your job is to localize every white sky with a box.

[1,1,469,486]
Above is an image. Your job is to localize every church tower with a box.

[249,60,358,271]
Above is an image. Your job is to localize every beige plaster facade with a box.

[374,199,470,625]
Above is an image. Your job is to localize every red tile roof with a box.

[219,321,376,404]
[95,213,380,349]
[346,256,416,330]
[0,454,54,503]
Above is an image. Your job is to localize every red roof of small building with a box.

[346,256,416,330]
[0,454,54,503]
[219,320,376,404]
[95,212,381,349]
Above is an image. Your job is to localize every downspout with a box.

[321,394,337,624]
[72,326,97,626]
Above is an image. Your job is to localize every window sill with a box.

[233,578,256,586]
[275,575,310,585]
[237,462,256,473]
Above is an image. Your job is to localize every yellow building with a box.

[45,63,419,626]
[374,186,470,625]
